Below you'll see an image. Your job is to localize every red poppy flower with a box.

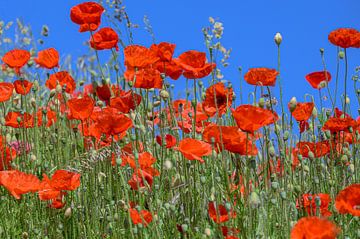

[296,141,330,158]
[67,96,95,121]
[173,50,216,79]
[46,71,76,94]
[14,79,33,95]
[124,152,158,173]
[110,90,142,113]
[5,112,34,128]
[175,138,212,163]
[290,102,314,122]
[124,67,163,89]
[128,169,154,190]
[2,49,30,75]
[0,170,41,199]
[36,107,57,127]
[202,125,258,156]
[124,45,159,69]
[0,82,14,102]
[95,83,111,104]
[93,107,133,136]
[244,68,279,86]
[34,48,60,69]
[221,226,240,238]
[150,42,176,62]
[232,105,279,133]
[290,217,340,239]
[46,170,81,191]
[299,193,332,217]
[70,2,104,32]
[0,146,16,171]
[156,134,177,149]
[202,82,233,117]
[323,117,357,133]
[90,27,119,51]
[335,184,360,216]
[155,60,183,80]
[305,71,332,89]
[129,208,153,226]
[208,202,236,224]
[328,28,360,48]
[122,141,144,156]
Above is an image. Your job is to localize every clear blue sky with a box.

[1,0,359,113]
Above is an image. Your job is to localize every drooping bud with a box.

[288,97,297,112]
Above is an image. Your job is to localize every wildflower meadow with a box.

[0,1,359,238]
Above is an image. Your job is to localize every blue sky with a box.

[1,0,359,113]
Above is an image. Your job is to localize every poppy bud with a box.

[21,232,29,239]
[319,48,324,54]
[288,97,297,112]
[41,25,49,36]
[79,80,85,86]
[181,224,188,232]
[283,131,289,141]
[348,163,355,173]
[280,191,287,200]
[258,97,265,108]
[153,101,161,107]
[249,191,261,208]
[164,160,172,170]
[30,97,36,108]
[268,146,276,157]
[204,228,211,236]
[341,154,348,163]
[274,32,282,46]
[55,84,62,93]
[64,207,72,218]
[346,96,350,104]
[160,90,169,99]
[338,51,344,59]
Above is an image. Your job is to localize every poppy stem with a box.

[343,48,348,115]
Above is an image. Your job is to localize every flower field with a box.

[0,1,359,238]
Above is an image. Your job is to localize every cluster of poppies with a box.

[0,169,80,209]
[0,0,359,236]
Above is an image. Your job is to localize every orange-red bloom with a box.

[0,82,14,102]
[203,124,258,156]
[290,102,314,122]
[323,117,357,133]
[299,193,332,217]
[67,96,95,121]
[0,170,40,199]
[328,28,360,48]
[174,50,216,79]
[296,141,330,158]
[70,2,104,32]
[176,138,212,163]
[46,71,76,94]
[5,112,34,128]
[150,42,176,62]
[34,48,60,69]
[202,82,233,117]
[208,202,236,223]
[156,134,177,149]
[124,67,163,89]
[232,105,278,133]
[90,27,119,51]
[335,184,360,216]
[2,49,30,74]
[110,90,142,113]
[92,107,133,136]
[290,217,340,239]
[124,45,159,68]
[244,68,279,86]
[305,71,331,89]
[129,208,153,226]
[128,169,154,190]
[14,79,33,95]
